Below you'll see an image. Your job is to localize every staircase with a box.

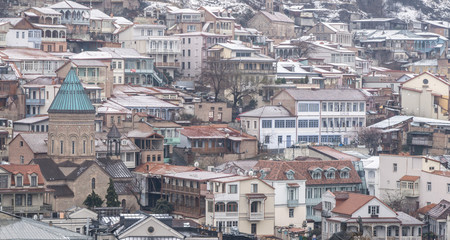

[152,65,170,86]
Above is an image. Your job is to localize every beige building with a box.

[306,22,352,46]
[193,102,232,123]
[205,175,275,236]
[400,72,449,120]
[248,11,295,44]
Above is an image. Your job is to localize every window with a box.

[60,141,64,154]
[340,171,349,179]
[16,175,23,187]
[251,183,258,193]
[92,178,96,190]
[309,120,319,128]
[325,170,335,179]
[27,194,32,206]
[227,202,238,212]
[368,205,379,215]
[20,141,23,147]
[262,120,272,128]
[0,175,8,188]
[251,223,257,234]
[393,163,397,172]
[322,102,327,111]
[275,120,285,128]
[215,202,225,212]
[264,136,270,144]
[448,183,450,193]
[20,155,24,164]
[31,176,37,187]
[286,120,295,128]
[229,184,237,194]
[278,136,282,144]
[360,102,365,112]
[427,182,431,191]
[299,120,308,128]
[311,171,321,179]
[15,194,23,206]
[289,209,294,218]
[72,141,75,154]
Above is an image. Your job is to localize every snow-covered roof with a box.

[260,11,294,23]
[71,51,112,60]
[113,17,133,25]
[163,171,234,180]
[31,7,61,15]
[239,105,293,118]
[402,59,437,67]
[98,47,150,59]
[49,0,89,10]
[14,115,49,124]
[370,115,450,129]
[216,43,255,51]
[90,9,113,20]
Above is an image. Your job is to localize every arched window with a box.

[215,202,225,212]
[91,178,95,190]
[340,170,349,179]
[250,201,260,212]
[325,170,335,179]
[311,171,321,179]
[227,202,238,212]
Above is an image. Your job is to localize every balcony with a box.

[124,68,155,74]
[155,62,180,68]
[148,48,180,55]
[322,210,331,218]
[248,212,264,221]
[1,204,52,213]
[401,188,419,198]
[26,99,45,105]
[162,183,200,194]
[410,137,433,146]
[287,199,299,208]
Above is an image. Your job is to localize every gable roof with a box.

[49,0,90,10]
[180,125,256,141]
[308,146,360,161]
[331,192,376,215]
[47,184,74,197]
[399,175,420,181]
[428,199,450,219]
[259,11,294,23]
[14,132,47,154]
[107,124,121,138]
[31,158,66,181]
[400,71,450,86]
[239,105,293,118]
[48,69,95,114]
[96,158,133,179]
[254,160,307,181]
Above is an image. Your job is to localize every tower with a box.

[107,123,121,158]
[265,0,273,13]
[47,69,96,164]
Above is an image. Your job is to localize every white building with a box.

[321,191,423,240]
[362,156,380,197]
[0,18,42,49]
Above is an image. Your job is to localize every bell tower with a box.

[107,124,121,158]
[47,69,96,164]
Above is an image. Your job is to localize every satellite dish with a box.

[249,170,254,176]
[33,214,38,220]
[194,161,199,167]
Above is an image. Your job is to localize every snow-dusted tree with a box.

[357,127,382,155]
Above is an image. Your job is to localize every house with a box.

[89,9,115,41]
[306,22,352,46]
[8,132,48,164]
[0,164,54,217]
[248,11,295,44]
[378,155,450,213]
[165,7,203,34]
[400,72,449,120]
[253,160,307,228]
[0,17,42,49]
[402,59,449,78]
[205,175,275,236]
[146,119,183,162]
[417,199,450,239]
[199,6,235,37]
[422,20,450,39]
[308,41,357,70]
[178,124,258,160]
[127,122,165,165]
[270,89,367,145]
[352,18,407,30]
[0,210,92,239]
[320,191,423,239]
[49,0,90,40]
[192,101,232,123]
[175,32,230,80]
[41,207,98,235]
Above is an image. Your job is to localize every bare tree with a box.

[357,127,382,155]
[291,39,316,59]
[200,61,231,102]
[125,176,145,210]
[226,73,269,113]
[382,190,417,215]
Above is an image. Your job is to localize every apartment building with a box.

[306,22,352,46]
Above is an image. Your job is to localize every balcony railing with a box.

[401,188,420,198]
[164,137,181,145]
[162,183,200,194]
[148,48,180,54]
[248,212,264,221]
[1,204,52,213]
[322,210,331,218]
[124,68,155,74]
[155,62,180,68]
[26,99,45,105]
[287,199,299,208]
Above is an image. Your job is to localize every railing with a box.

[1,204,52,213]
[367,178,376,184]
[90,98,102,104]
[401,188,420,198]
[164,138,181,145]
[124,68,155,74]
[248,212,264,221]
[153,65,168,85]
[148,49,180,54]
[155,62,180,68]
[26,99,45,105]
[410,138,433,146]
[287,199,299,207]
[162,183,200,194]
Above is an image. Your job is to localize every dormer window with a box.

[0,174,8,188]
[325,170,335,179]
[286,170,295,180]
[311,171,321,179]
[340,171,349,179]
[16,174,23,187]
[30,175,37,187]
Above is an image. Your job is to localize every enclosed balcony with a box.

[247,194,266,221]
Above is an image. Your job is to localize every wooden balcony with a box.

[162,183,200,194]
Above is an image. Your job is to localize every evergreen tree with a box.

[83,190,104,209]
[105,178,121,207]
[152,198,173,214]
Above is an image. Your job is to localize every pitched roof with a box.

[239,105,293,118]
[47,184,74,197]
[49,0,89,10]
[180,125,256,141]
[399,175,420,181]
[417,203,437,215]
[331,192,377,215]
[96,158,133,179]
[282,89,367,101]
[48,69,95,114]
[16,132,48,154]
[107,124,121,138]
[253,160,307,181]
[260,11,294,23]
[31,158,66,181]
[0,164,45,186]
[134,162,197,175]
[307,146,360,161]
[428,199,450,219]
[400,71,450,86]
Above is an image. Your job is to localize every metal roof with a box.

[48,69,95,114]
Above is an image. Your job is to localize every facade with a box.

[0,164,53,217]
[270,89,367,145]
[193,102,232,123]
[253,160,307,228]
[400,72,450,120]
[306,22,352,46]
[49,0,90,40]
[175,32,230,79]
[205,176,275,236]
[166,8,203,34]
[199,7,235,37]
[248,11,295,44]
[8,132,48,164]
[0,18,42,49]
[321,191,423,240]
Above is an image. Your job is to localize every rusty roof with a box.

[308,146,360,161]
[180,124,256,141]
[134,162,197,175]
[399,175,420,181]
[0,164,45,186]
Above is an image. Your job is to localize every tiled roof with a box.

[254,160,307,181]
[134,162,197,175]
[399,175,420,181]
[17,132,47,154]
[0,164,45,186]
[47,184,74,197]
[48,69,95,114]
[239,105,293,118]
[308,146,360,161]
[331,192,376,215]
[282,89,367,101]
[416,203,437,215]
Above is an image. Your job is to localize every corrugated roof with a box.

[48,69,95,114]
[31,7,61,15]
[239,105,293,118]
[96,158,133,179]
[134,162,196,174]
[283,89,367,101]
[428,199,450,219]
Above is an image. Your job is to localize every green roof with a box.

[48,69,96,114]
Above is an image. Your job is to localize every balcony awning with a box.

[399,175,420,182]
[246,193,266,199]
[0,130,8,135]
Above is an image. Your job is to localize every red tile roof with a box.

[428,170,450,177]
[416,203,437,215]
[399,175,420,181]
[331,192,377,215]
[134,162,197,175]
[0,164,45,186]
[307,146,360,161]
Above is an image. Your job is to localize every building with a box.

[400,72,450,120]
[205,175,275,236]
[306,22,352,46]
[178,125,258,160]
[0,164,53,217]
[253,160,307,228]
[248,11,295,44]
[269,89,367,145]
[192,102,232,123]
[175,32,230,80]
[418,199,450,239]
[0,118,13,162]
[49,0,90,40]
[320,191,423,239]
[8,132,48,164]
[199,7,235,37]
[352,18,407,30]
[0,18,42,49]
[166,8,203,34]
